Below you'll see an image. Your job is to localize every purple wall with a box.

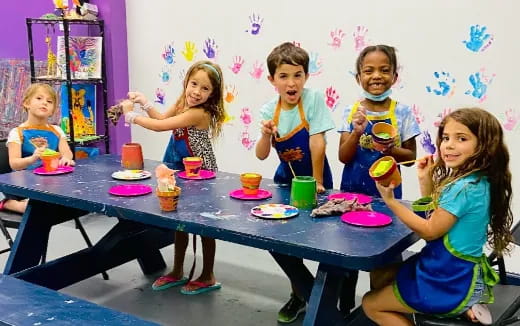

[0,0,130,154]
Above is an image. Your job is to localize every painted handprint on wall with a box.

[241,130,256,150]
[411,104,424,125]
[249,61,264,80]
[464,72,489,102]
[353,25,369,52]
[433,108,452,127]
[154,88,165,105]
[292,41,301,48]
[240,107,253,126]
[159,66,171,84]
[247,13,263,35]
[225,84,238,103]
[309,52,323,76]
[328,29,345,50]
[181,41,197,62]
[463,25,493,52]
[502,108,520,131]
[420,131,436,154]
[203,38,218,60]
[229,56,245,74]
[178,69,186,85]
[426,71,456,97]
[325,87,340,111]
[162,43,175,64]
[391,64,404,90]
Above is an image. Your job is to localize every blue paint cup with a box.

[290,176,317,210]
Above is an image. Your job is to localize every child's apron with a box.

[17,125,61,170]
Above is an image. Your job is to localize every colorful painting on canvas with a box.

[57,36,102,79]
[60,84,96,137]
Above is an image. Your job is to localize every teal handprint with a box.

[162,44,175,64]
[308,52,322,76]
[463,25,493,52]
[426,71,456,97]
[464,72,488,100]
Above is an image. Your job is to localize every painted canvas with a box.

[57,36,102,79]
[60,84,96,138]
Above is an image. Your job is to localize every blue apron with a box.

[162,128,193,170]
[272,99,333,189]
[394,234,498,316]
[340,101,402,198]
[17,125,61,170]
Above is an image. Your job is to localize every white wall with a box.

[125,1,519,222]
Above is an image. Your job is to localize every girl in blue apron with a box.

[362,108,514,325]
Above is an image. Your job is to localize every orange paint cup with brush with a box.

[369,156,401,187]
[40,149,60,172]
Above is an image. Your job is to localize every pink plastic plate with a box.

[341,211,392,227]
[229,189,272,200]
[178,170,216,180]
[109,184,153,197]
[328,192,372,205]
[251,204,299,220]
[33,166,74,175]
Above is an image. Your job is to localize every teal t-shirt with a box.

[259,88,335,136]
[439,173,490,257]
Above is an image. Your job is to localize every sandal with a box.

[151,275,188,291]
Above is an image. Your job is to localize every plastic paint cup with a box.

[183,157,203,177]
[41,151,60,172]
[371,122,397,152]
[240,173,262,195]
[412,196,434,218]
[121,143,144,170]
[290,176,317,210]
[156,186,181,211]
[369,156,402,187]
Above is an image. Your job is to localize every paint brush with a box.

[287,161,297,178]
[357,110,374,126]
[397,156,431,166]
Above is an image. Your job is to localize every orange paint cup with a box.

[240,173,262,195]
[369,156,402,187]
[41,153,60,172]
[121,143,144,170]
[371,122,397,152]
[183,157,203,177]
[156,186,181,211]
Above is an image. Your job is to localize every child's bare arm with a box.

[58,136,75,166]
[310,133,326,193]
[127,91,176,120]
[338,131,361,163]
[7,142,40,171]
[255,120,276,160]
[129,108,207,132]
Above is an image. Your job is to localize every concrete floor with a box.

[0,213,372,326]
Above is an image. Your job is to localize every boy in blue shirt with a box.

[256,42,334,323]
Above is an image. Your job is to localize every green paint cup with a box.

[290,176,317,210]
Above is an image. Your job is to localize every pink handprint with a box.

[353,25,369,52]
[225,84,238,103]
[292,41,301,48]
[241,130,256,150]
[328,28,345,50]
[229,56,245,74]
[411,104,424,124]
[434,108,452,127]
[503,108,520,131]
[325,87,340,111]
[240,107,253,125]
[249,61,264,80]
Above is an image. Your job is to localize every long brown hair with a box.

[431,108,513,254]
[174,60,225,138]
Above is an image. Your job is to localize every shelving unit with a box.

[26,18,110,156]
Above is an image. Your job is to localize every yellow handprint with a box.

[182,41,198,62]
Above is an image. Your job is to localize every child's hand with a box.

[316,182,325,194]
[32,146,47,160]
[260,120,278,137]
[375,181,396,202]
[127,91,147,106]
[352,106,368,135]
[121,99,135,114]
[59,157,75,167]
[417,155,434,181]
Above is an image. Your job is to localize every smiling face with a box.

[184,69,214,108]
[356,50,396,95]
[268,64,308,109]
[24,87,56,119]
[439,118,478,170]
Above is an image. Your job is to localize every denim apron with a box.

[17,125,61,170]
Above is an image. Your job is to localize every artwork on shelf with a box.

[60,84,96,138]
[75,146,100,160]
[57,36,102,79]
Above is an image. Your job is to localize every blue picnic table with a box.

[0,155,419,325]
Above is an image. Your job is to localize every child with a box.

[362,108,513,325]
[337,44,421,316]
[255,42,335,323]
[3,83,75,213]
[123,60,225,295]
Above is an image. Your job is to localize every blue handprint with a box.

[464,72,487,100]
[420,131,436,154]
[249,13,263,35]
[308,52,322,76]
[463,25,491,52]
[162,44,175,64]
[203,38,218,59]
[426,71,456,97]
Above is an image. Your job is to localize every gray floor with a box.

[0,214,372,326]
